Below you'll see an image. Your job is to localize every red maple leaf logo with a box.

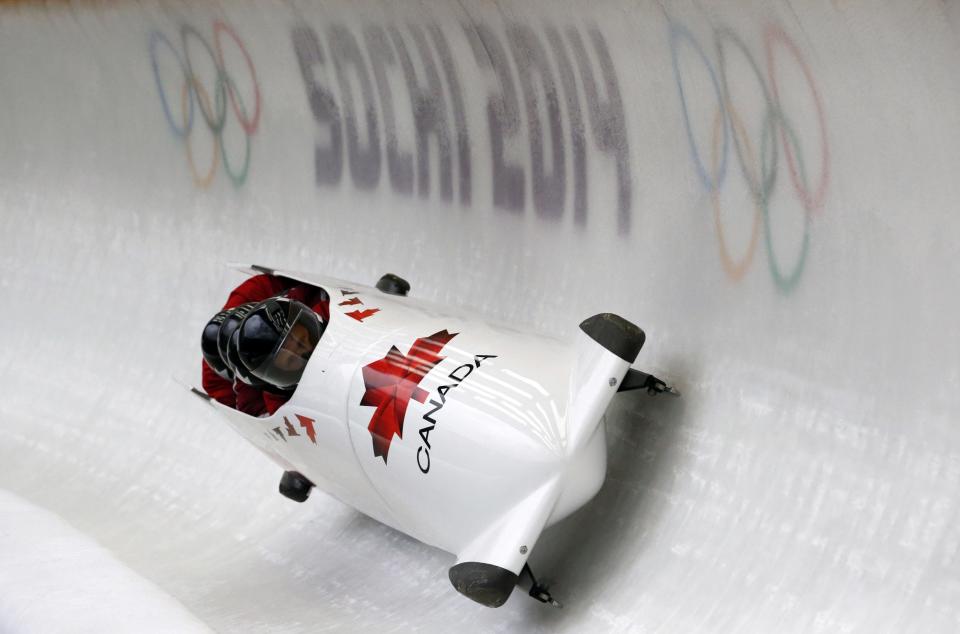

[346,308,380,322]
[359,330,458,463]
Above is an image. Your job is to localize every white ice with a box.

[0,490,209,633]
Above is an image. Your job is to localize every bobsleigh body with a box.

[203,266,648,606]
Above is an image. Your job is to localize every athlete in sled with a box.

[196,265,678,608]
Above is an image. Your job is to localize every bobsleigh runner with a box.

[190,264,678,608]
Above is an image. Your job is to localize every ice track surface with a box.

[2,1,959,632]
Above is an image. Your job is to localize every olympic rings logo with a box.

[149,21,262,187]
[670,23,830,292]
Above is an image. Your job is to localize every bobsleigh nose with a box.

[448,562,519,608]
[578,313,646,364]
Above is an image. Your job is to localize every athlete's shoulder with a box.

[224,274,291,309]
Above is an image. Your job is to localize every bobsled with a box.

[192,264,677,608]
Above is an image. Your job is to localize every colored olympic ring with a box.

[670,24,729,192]
[711,106,761,281]
[183,77,219,188]
[760,110,810,291]
[766,24,829,213]
[670,22,829,292]
[149,20,261,187]
[715,27,778,205]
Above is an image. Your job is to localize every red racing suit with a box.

[202,274,330,416]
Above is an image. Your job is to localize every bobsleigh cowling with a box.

[195,264,674,608]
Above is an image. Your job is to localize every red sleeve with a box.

[285,284,331,322]
[222,275,297,310]
[202,361,236,407]
[263,392,291,415]
[235,382,268,417]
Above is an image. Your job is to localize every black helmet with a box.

[237,298,324,390]
[225,327,273,389]
[216,302,257,376]
[201,309,233,380]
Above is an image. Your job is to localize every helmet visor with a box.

[250,306,322,389]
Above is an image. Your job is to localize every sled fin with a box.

[451,479,561,607]
[564,313,642,452]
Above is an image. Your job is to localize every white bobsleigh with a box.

[192,264,677,607]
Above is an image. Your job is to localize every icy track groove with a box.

[1,0,959,631]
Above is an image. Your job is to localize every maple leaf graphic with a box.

[346,308,380,322]
[359,330,458,463]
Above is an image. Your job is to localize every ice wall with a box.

[1,0,958,631]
